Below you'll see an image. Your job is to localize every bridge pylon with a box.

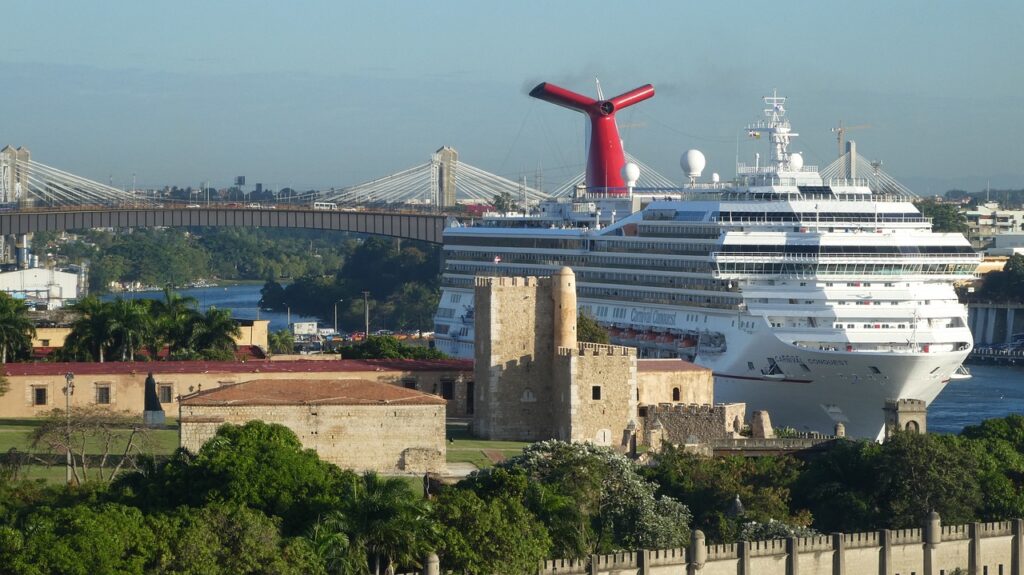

[431,146,458,208]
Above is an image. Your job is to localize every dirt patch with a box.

[482,449,506,464]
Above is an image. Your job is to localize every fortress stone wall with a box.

[554,343,638,446]
[532,515,1024,575]
[180,403,445,474]
[473,270,638,444]
[641,402,746,447]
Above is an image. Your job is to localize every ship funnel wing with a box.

[529,82,655,193]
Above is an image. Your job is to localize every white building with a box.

[965,202,1024,249]
[0,268,80,309]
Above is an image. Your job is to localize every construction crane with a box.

[831,121,871,159]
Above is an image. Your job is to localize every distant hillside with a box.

[944,188,1024,208]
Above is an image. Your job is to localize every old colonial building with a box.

[179,378,446,474]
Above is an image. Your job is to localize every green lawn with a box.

[0,418,180,457]
[445,423,528,469]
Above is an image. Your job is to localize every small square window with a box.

[592,386,601,400]
[158,385,173,403]
[33,387,47,406]
[96,386,111,405]
[402,378,417,390]
[40,339,50,346]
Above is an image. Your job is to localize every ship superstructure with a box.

[433,86,978,439]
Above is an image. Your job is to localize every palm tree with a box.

[64,295,115,362]
[344,473,436,575]
[268,329,294,355]
[192,307,240,359]
[307,511,360,575]
[0,292,35,363]
[108,299,150,361]
[151,288,199,358]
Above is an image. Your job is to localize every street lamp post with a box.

[285,304,291,327]
[62,372,74,484]
[362,291,370,337]
[334,299,343,335]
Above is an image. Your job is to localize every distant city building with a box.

[987,232,1024,257]
[0,268,80,309]
[965,202,1024,249]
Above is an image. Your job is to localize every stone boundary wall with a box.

[530,517,1024,575]
[641,402,745,445]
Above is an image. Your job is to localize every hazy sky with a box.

[2,1,1021,194]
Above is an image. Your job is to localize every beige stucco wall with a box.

[32,327,70,348]
[236,320,269,350]
[179,402,445,474]
[637,366,713,406]
[0,366,469,419]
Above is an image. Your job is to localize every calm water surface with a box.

[104,283,321,332]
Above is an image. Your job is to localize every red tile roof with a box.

[2,358,472,378]
[180,378,447,407]
[637,359,709,373]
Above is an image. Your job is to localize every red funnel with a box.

[529,82,654,194]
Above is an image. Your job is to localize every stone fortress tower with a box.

[472,267,638,445]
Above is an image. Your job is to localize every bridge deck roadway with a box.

[0,207,448,244]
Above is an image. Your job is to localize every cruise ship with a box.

[433,83,979,439]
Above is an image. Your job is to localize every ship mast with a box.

[745,90,798,173]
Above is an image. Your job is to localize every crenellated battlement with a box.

[475,275,550,288]
[556,342,636,357]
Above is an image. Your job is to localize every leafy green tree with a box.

[962,414,1024,452]
[645,445,807,542]
[342,335,445,360]
[577,312,609,344]
[491,191,519,213]
[975,254,1024,303]
[465,441,690,558]
[1,503,156,575]
[259,279,287,310]
[113,421,357,534]
[0,292,34,363]
[739,519,819,541]
[434,488,551,575]
[268,329,295,354]
[916,199,969,234]
[147,503,324,575]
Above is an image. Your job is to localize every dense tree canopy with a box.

[915,199,969,235]
[974,253,1024,303]
[577,312,610,345]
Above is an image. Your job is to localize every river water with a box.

[104,283,321,333]
[107,284,1023,434]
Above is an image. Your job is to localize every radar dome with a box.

[711,173,720,183]
[680,149,706,178]
[622,162,640,186]
[789,152,804,172]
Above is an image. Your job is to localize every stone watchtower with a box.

[883,398,927,438]
[472,267,637,445]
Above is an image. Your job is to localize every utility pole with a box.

[363,291,370,336]
[63,372,75,484]
[334,299,343,334]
